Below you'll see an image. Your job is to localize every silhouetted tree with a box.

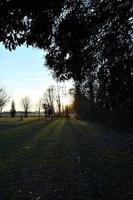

[0,88,10,117]
[64,105,69,117]
[1,0,133,122]
[10,100,16,117]
[36,99,42,120]
[72,85,89,120]
[0,0,64,50]
[42,103,54,118]
[46,0,133,114]
[42,86,55,117]
[43,86,55,112]
[55,86,61,116]
[21,96,30,118]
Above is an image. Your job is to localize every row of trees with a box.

[45,0,133,121]
[0,89,31,118]
[71,83,133,126]
[0,85,71,118]
[42,85,70,117]
[0,0,132,126]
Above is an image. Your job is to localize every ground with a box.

[0,117,133,200]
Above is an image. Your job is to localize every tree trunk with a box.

[0,107,3,117]
[25,110,28,118]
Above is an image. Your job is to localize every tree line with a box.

[0,0,132,126]
[0,85,71,119]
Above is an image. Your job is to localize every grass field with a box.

[0,117,133,200]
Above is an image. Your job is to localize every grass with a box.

[0,117,133,200]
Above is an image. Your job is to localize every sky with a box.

[0,44,73,111]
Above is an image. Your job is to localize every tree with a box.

[21,96,30,118]
[42,86,55,117]
[42,103,54,118]
[72,85,91,120]
[36,99,42,120]
[46,0,133,114]
[10,100,16,117]
[64,105,69,117]
[55,85,61,116]
[0,0,64,50]
[1,0,133,119]
[0,88,10,117]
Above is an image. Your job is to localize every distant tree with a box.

[64,105,69,117]
[0,88,10,117]
[42,103,48,118]
[55,86,61,116]
[42,103,54,118]
[42,86,55,117]
[60,86,67,116]
[21,96,30,118]
[36,99,42,120]
[10,100,16,117]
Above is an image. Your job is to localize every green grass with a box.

[0,117,132,200]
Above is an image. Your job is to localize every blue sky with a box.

[0,44,72,111]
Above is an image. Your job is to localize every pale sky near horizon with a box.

[0,44,73,111]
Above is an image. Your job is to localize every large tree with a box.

[0,0,133,113]
[0,0,65,50]
[46,0,133,112]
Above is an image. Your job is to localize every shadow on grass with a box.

[0,117,133,200]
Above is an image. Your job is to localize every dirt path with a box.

[0,118,132,200]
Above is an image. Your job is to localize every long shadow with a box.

[67,119,102,199]
[0,118,132,200]
[0,118,41,133]
[0,118,61,160]
[17,118,86,200]
[69,119,133,200]
[0,117,66,199]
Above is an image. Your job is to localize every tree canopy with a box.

[0,0,133,111]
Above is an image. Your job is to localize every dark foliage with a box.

[0,0,133,120]
[42,103,54,118]
[0,0,64,50]
[46,0,133,113]
[10,100,16,117]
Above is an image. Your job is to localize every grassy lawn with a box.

[0,117,133,200]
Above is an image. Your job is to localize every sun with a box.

[62,96,71,107]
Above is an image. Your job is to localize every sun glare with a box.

[62,96,71,107]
